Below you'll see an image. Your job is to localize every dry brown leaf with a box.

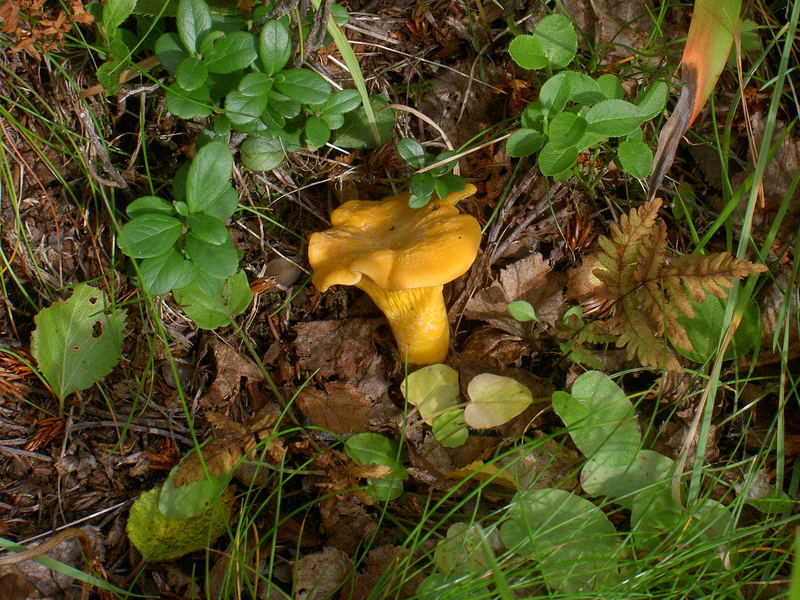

[445,460,518,489]
[296,382,373,434]
[319,497,377,554]
[294,319,390,402]
[294,547,352,600]
[344,546,424,600]
[465,254,565,335]
[201,341,264,408]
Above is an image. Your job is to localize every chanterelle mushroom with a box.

[308,184,481,364]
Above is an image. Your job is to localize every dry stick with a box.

[0,527,93,567]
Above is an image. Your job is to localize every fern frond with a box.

[609,296,681,370]
[663,253,768,317]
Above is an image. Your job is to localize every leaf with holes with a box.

[31,284,126,407]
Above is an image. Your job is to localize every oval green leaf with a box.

[464,373,533,429]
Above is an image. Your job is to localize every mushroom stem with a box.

[356,278,449,365]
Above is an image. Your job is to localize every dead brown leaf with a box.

[294,319,390,402]
[295,547,352,600]
[320,496,377,554]
[201,341,265,408]
[465,253,566,335]
[297,382,373,434]
[343,546,423,600]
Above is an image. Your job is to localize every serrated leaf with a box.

[173,270,253,329]
[119,214,183,258]
[500,488,619,593]
[31,285,126,403]
[127,485,234,561]
[464,373,533,429]
[275,69,331,105]
[259,19,291,75]
[186,141,233,214]
[177,0,211,53]
[139,249,197,295]
[551,371,640,465]
[402,364,460,425]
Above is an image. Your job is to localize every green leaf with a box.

[126,485,234,561]
[240,134,285,171]
[630,485,682,551]
[500,488,619,593]
[204,32,257,74]
[165,82,212,119]
[275,69,332,105]
[506,128,545,157]
[584,99,645,137]
[464,373,533,428]
[396,137,427,169]
[155,33,189,73]
[177,0,211,53]
[539,72,571,116]
[186,141,233,214]
[563,71,605,104]
[322,89,361,115]
[31,284,126,403]
[267,91,301,118]
[509,34,547,70]
[581,450,674,509]
[533,13,578,70]
[187,213,229,245]
[225,89,268,125]
[139,249,197,295]
[431,409,468,448]
[185,233,238,279]
[675,292,761,362]
[333,96,395,149]
[408,172,434,208]
[305,115,330,149]
[119,214,183,258]
[596,73,623,99]
[158,459,229,520]
[203,187,238,221]
[173,270,253,329]
[102,0,136,41]
[434,522,500,575]
[344,432,407,501]
[259,19,292,75]
[402,363,461,425]
[617,139,653,178]
[126,196,174,218]
[551,371,640,465]
[636,80,668,120]
[238,72,273,97]
[521,101,544,128]
[548,112,587,148]
[434,174,466,201]
[176,56,208,91]
[321,112,345,130]
[537,141,578,176]
[507,300,537,322]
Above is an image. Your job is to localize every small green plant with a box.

[402,364,539,448]
[395,138,467,208]
[117,141,253,328]
[420,371,774,594]
[31,284,126,414]
[506,13,668,179]
[344,432,408,501]
[152,0,386,171]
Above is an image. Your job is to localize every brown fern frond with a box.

[609,296,681,370]
[663,253,768,316]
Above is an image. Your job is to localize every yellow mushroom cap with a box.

[309,184,480,292]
